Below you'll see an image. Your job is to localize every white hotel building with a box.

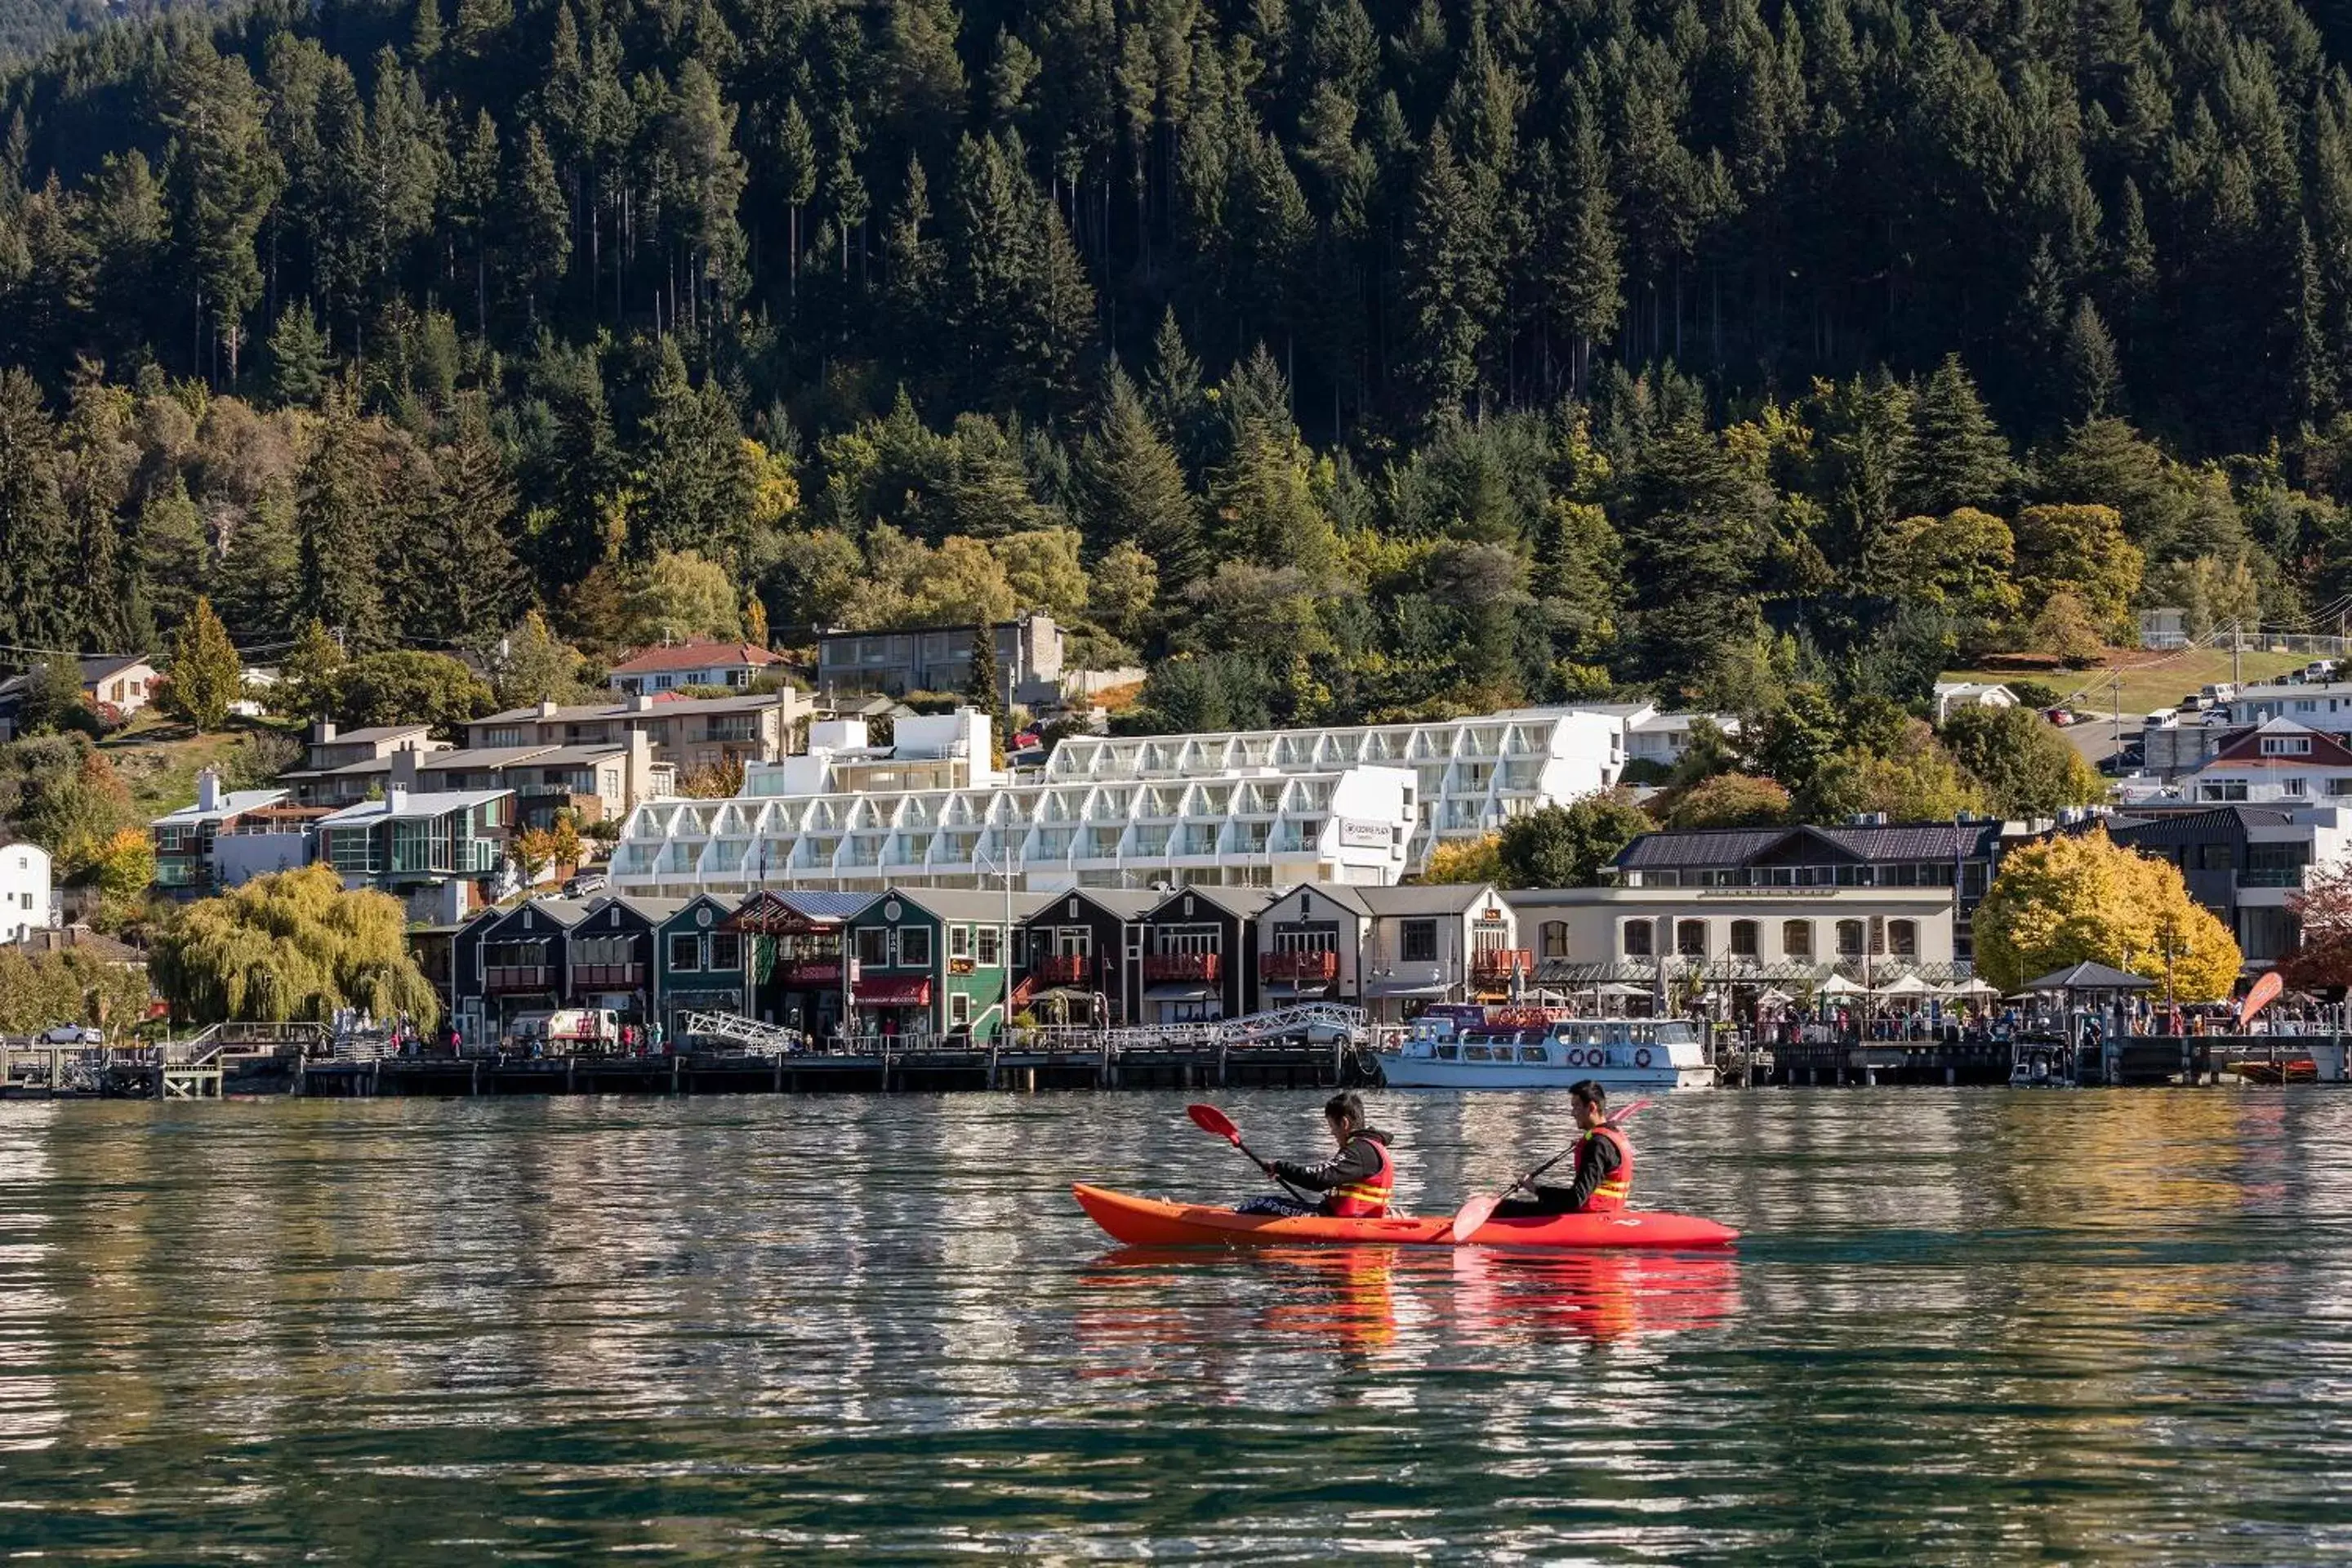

[608,706,1632,897]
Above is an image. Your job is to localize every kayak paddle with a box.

[1449,1098,1655,1243]
[1186,1102,1314,1205]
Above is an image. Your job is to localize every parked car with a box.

[563,872,608,898]
[2201,682,2237,702]
[38,1024,101,1045]
[2306,661,2338,682]
[2045,707,2075,727]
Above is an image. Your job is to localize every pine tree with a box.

[159,595,243,731]
[421,400,527,647]
[2062,298,2121,422]
[507,123,571,323]
[295,380,388,650]
[1898,354,2018,518]
[1621,414,1771,688]
[1076,367,1199,579]
[159,38,282,382]
[278,617,346,718]
[265,304,329,408]
[1400,126,1496,425]
[0,370,69,651]
[56,371,133,654]
[133,477,207,643]
[962,621,1009,762]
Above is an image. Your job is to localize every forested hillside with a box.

[2,0,2352,745]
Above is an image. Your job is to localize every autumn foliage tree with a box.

[1974,828,2240,1000]
[2282,860,2352,992]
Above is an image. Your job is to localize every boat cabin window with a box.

[1463,1045,1492,1062]
[1519,1047,1548,1063]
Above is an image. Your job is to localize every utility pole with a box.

[2112,670,2124,773]
[2233,619,2243,690]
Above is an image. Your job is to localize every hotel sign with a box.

[1339,819,1393,849]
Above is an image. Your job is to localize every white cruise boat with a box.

[1374,1013,1715,1091]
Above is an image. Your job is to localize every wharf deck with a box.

[292,1040,1365,1098]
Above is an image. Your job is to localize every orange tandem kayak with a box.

[1072,1183,1738,1250]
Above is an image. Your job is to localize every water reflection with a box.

[4,1089,2352,1560]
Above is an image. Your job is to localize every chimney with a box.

[312,719,336,744]
[537,698,559,719]
[195,767,221,813]
[387,785,409,813]
[630,692,656,713]
[390,749,421,794]
[623,727,654,809]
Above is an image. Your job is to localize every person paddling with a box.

[1235,1092,1395,1218]
[1491,1080,1631,1218]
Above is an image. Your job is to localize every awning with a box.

[1364,980,1451,999]
[1145,983,1217,1000]
[855,976,933,1006]
[1263,979,1333,995]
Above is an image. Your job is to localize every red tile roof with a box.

[608,640,783,676]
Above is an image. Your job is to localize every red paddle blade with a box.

[1186,1102,1241,1143]
[1450,1192,1503,1245]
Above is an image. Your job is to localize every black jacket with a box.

[1272,1129,1393,1193]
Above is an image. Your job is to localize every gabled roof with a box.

[855,886,1053,924]
[327,724,434,745]
[609,639,784,675]
[152,788,289,826]
[1615,821,1998,872]
[1269,882,1374,917]
[0,654,153,700]
[1143,884,1281,923]
[1024,887,1162,924]
[2203,718,2352,768]
[480,897,592,935]
[1356,883,1503,916]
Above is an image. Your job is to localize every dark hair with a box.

[1324,1091,1366,1129]
[1570,1080,1607,1111]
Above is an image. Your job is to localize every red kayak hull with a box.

[1071,1183,1739,1250]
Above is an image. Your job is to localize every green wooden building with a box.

[844,886,1050,1041]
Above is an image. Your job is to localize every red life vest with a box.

[1325,1133,1395,1218]
[1582,1124,1633,1213]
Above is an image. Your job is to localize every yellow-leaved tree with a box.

[151,864,441,1027]
[1972,827,2239,999]
[1421,834,1503,884]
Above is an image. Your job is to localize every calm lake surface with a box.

[4,1087,2351,1561]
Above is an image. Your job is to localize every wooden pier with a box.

[294,1037,1364,1098]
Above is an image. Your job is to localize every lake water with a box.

[4,1088,2352,1561]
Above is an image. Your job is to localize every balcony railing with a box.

[485,964,553,992]
[1261,950,1339,982]
[572,963,643,989]
[1472,949,1535,981]
[1031,953,1089,986]
[1143,951,1220,982]
[2240,866,2311,889]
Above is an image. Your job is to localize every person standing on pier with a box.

[1236,1093,1396,1218]
[1491,1081,1633,1218]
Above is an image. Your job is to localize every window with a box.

[949,924,972,960]
[2329,778,2352,797]
[1622,922,1653,957]
[2261,734,2312,755]
[976,925,1000,965]
[2203,782,2252,802]
[669,933,702,971]
[949,991,971,1027]
[1539,920,1569,959]
[855,926,889,966]
[1888,920,1918,958]
[1729,920,1759,958]
[1782,920,1812,959]
[1401,920,1438,962]
[1675,920,1707,957]
[2202,843,2236,871]
[2286,778,2310,797]
[898,926,933,967]
[709,933,741,971]
[1837,920,1865,956]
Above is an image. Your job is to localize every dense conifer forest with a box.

[3,0,2352,752]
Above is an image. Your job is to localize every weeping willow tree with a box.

[152,864,441,1027]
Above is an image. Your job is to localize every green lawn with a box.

[98,712,303,821]
[1943,648,2310,720]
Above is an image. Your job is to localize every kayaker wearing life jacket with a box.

[1493,1080,1632,1217]
[1234,1092,1395,1218]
